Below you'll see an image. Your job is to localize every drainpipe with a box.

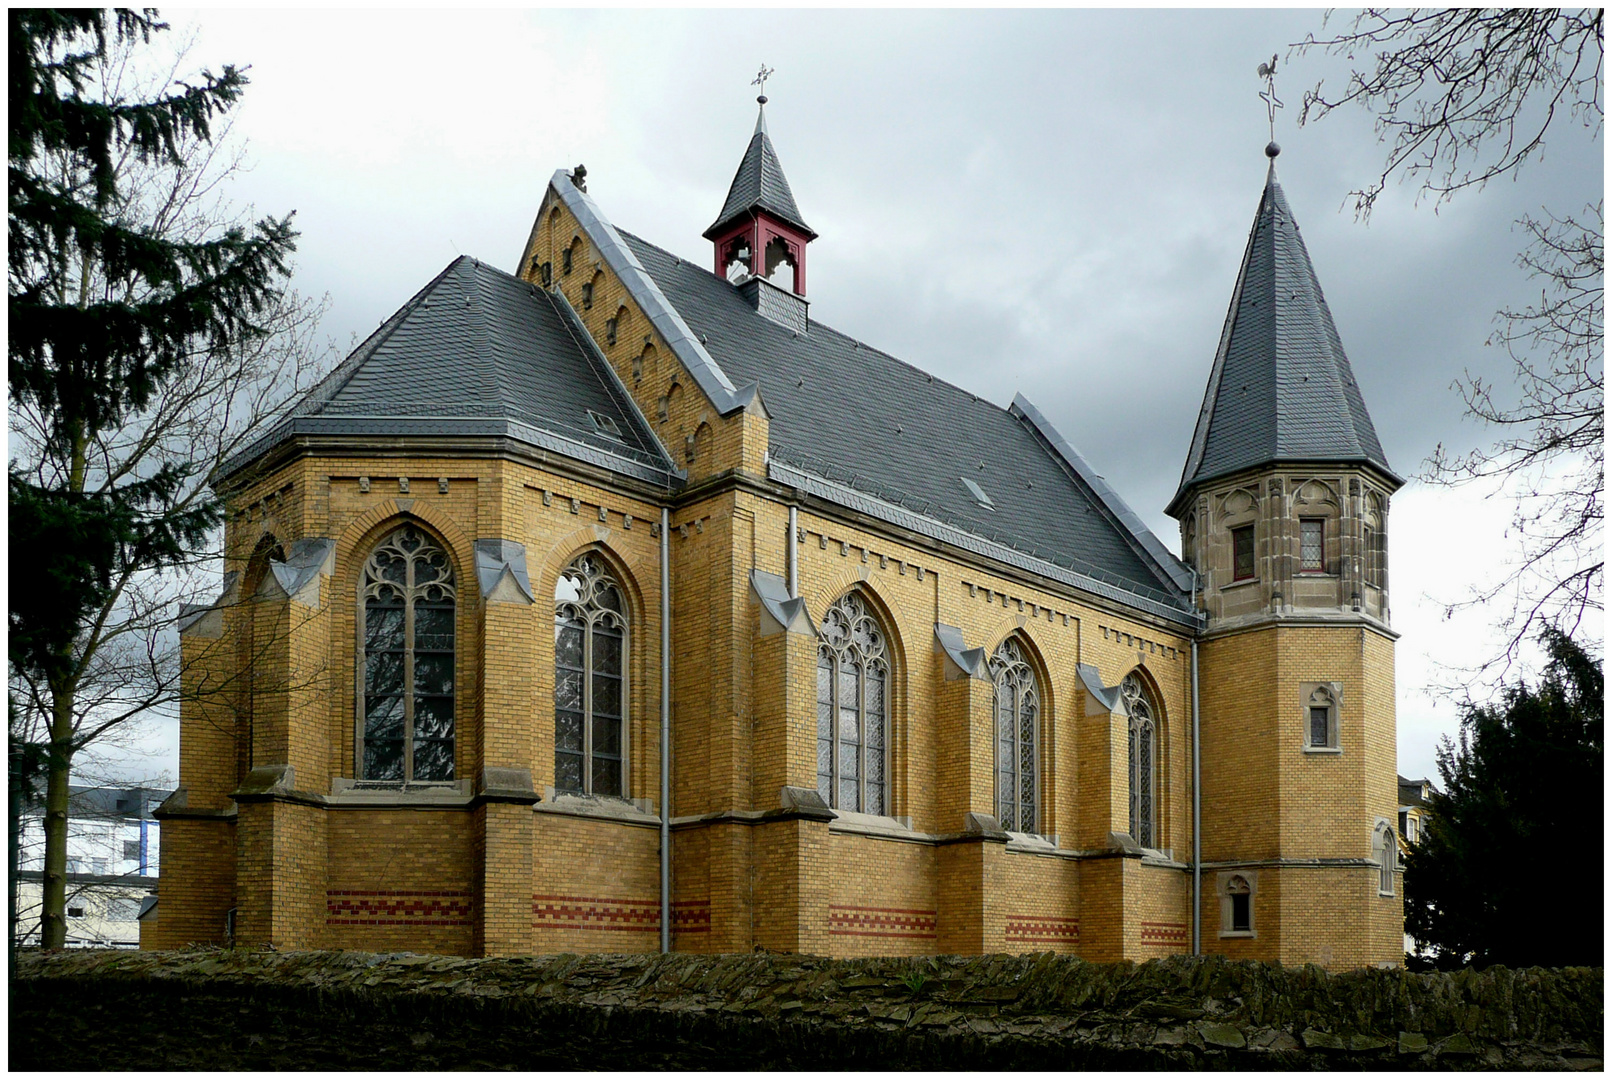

[787,506,799,596]
[1191,569,1203,956]
[659,506,671,954]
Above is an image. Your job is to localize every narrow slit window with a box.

[1300,518,1324,571]
[1228,876,1252,932]
[1232,525,1255,581]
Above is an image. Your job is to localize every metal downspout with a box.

[659,506,671,954]
[787,506,799,596]
[1191,569,1203,955]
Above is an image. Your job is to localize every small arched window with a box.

[555,554,628,797]
[1122,673,1157,848]
[358,526,456,782]
[1376,823,1397,896]
[1305,684,1340,750]
[989,638,1039,832]
[816,592,889,815]
[1227,874,1252,932]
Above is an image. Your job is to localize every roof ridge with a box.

[463,258,513,418]
[617,228,1020,418]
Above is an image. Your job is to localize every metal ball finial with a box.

[757,94,768,106]
[1265,141,1281,159]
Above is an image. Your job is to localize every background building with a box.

[15,786,166,948]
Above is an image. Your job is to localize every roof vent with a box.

[587,410,623,441]
[961,477,995,511]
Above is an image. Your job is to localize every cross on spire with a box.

[1257,53,1284,146]
[752,64,775,105]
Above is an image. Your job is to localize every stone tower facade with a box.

[1167,147,1405,967]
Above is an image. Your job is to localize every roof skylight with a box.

[961,477,995,511]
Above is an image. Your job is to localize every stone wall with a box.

[13,949,1601,1070]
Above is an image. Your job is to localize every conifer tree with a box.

[8,9,303,948]
[1404,629,1603,968]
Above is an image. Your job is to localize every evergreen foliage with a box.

[1404,630,1604,968]
[7,8,301,949]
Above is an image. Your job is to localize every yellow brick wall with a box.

[167,309,1399,966]
[828,833,938,958]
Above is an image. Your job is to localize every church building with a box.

[148,96,1405,968]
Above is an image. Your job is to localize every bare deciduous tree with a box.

[8,16,333,948]
[1295,9,1603,669]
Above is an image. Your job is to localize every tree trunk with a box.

[40,683,74,950]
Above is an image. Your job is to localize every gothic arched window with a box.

[816,592,889,815]
[359,526,456,782]
[1122,673,1157,848]
[555,554,627,797]
[990,638,1039,832]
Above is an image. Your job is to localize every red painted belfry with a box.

[704,81,816,298]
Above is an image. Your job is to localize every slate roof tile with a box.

[620,231,1192,610]
[1171,166,1398,513]
[250,255,675,481]
[705,108,815,239]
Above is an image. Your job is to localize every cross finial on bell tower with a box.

[752,63,774,105]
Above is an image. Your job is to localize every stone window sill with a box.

[1005,830,1059,851]
[538,791,660,825]
[827,809,917,841]
[328,778,472,806]
[1219,929,1256,939]
[1302,746,1343,755]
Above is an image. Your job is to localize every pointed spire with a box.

[703,78,815,242]
[1168,155,1399,515]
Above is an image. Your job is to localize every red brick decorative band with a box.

[532,894,659,933]
[326,889,472,926]
[672,899,711,934]
[828,904,937,940]
[1005,914,1080,944]
[1140,920,1189,945]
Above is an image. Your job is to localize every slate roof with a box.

[704,106,816,240]
[1169,163,1399,515]
[220,256,680,486]
[619,230,1195,618]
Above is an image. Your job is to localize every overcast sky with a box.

[110,8,1599,788]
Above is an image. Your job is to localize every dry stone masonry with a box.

[13,949,1602,1070]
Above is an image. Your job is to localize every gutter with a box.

[1190,569,1202,956]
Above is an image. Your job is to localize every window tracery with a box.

[989,638,1039,832]
[358,525,456,782]
[555,553,628,797]
[815,592,888,815]
[1122,673,1157,848]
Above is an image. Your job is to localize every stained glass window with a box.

[359,526,457,782]
[1232,525,1256,581]
[1122,673,1157,848]
[815,592,889,815]
[555,554,628,797]
[989,638,1039,832]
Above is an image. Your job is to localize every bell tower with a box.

[704,73,817,298]
[1169,142,1406,969]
